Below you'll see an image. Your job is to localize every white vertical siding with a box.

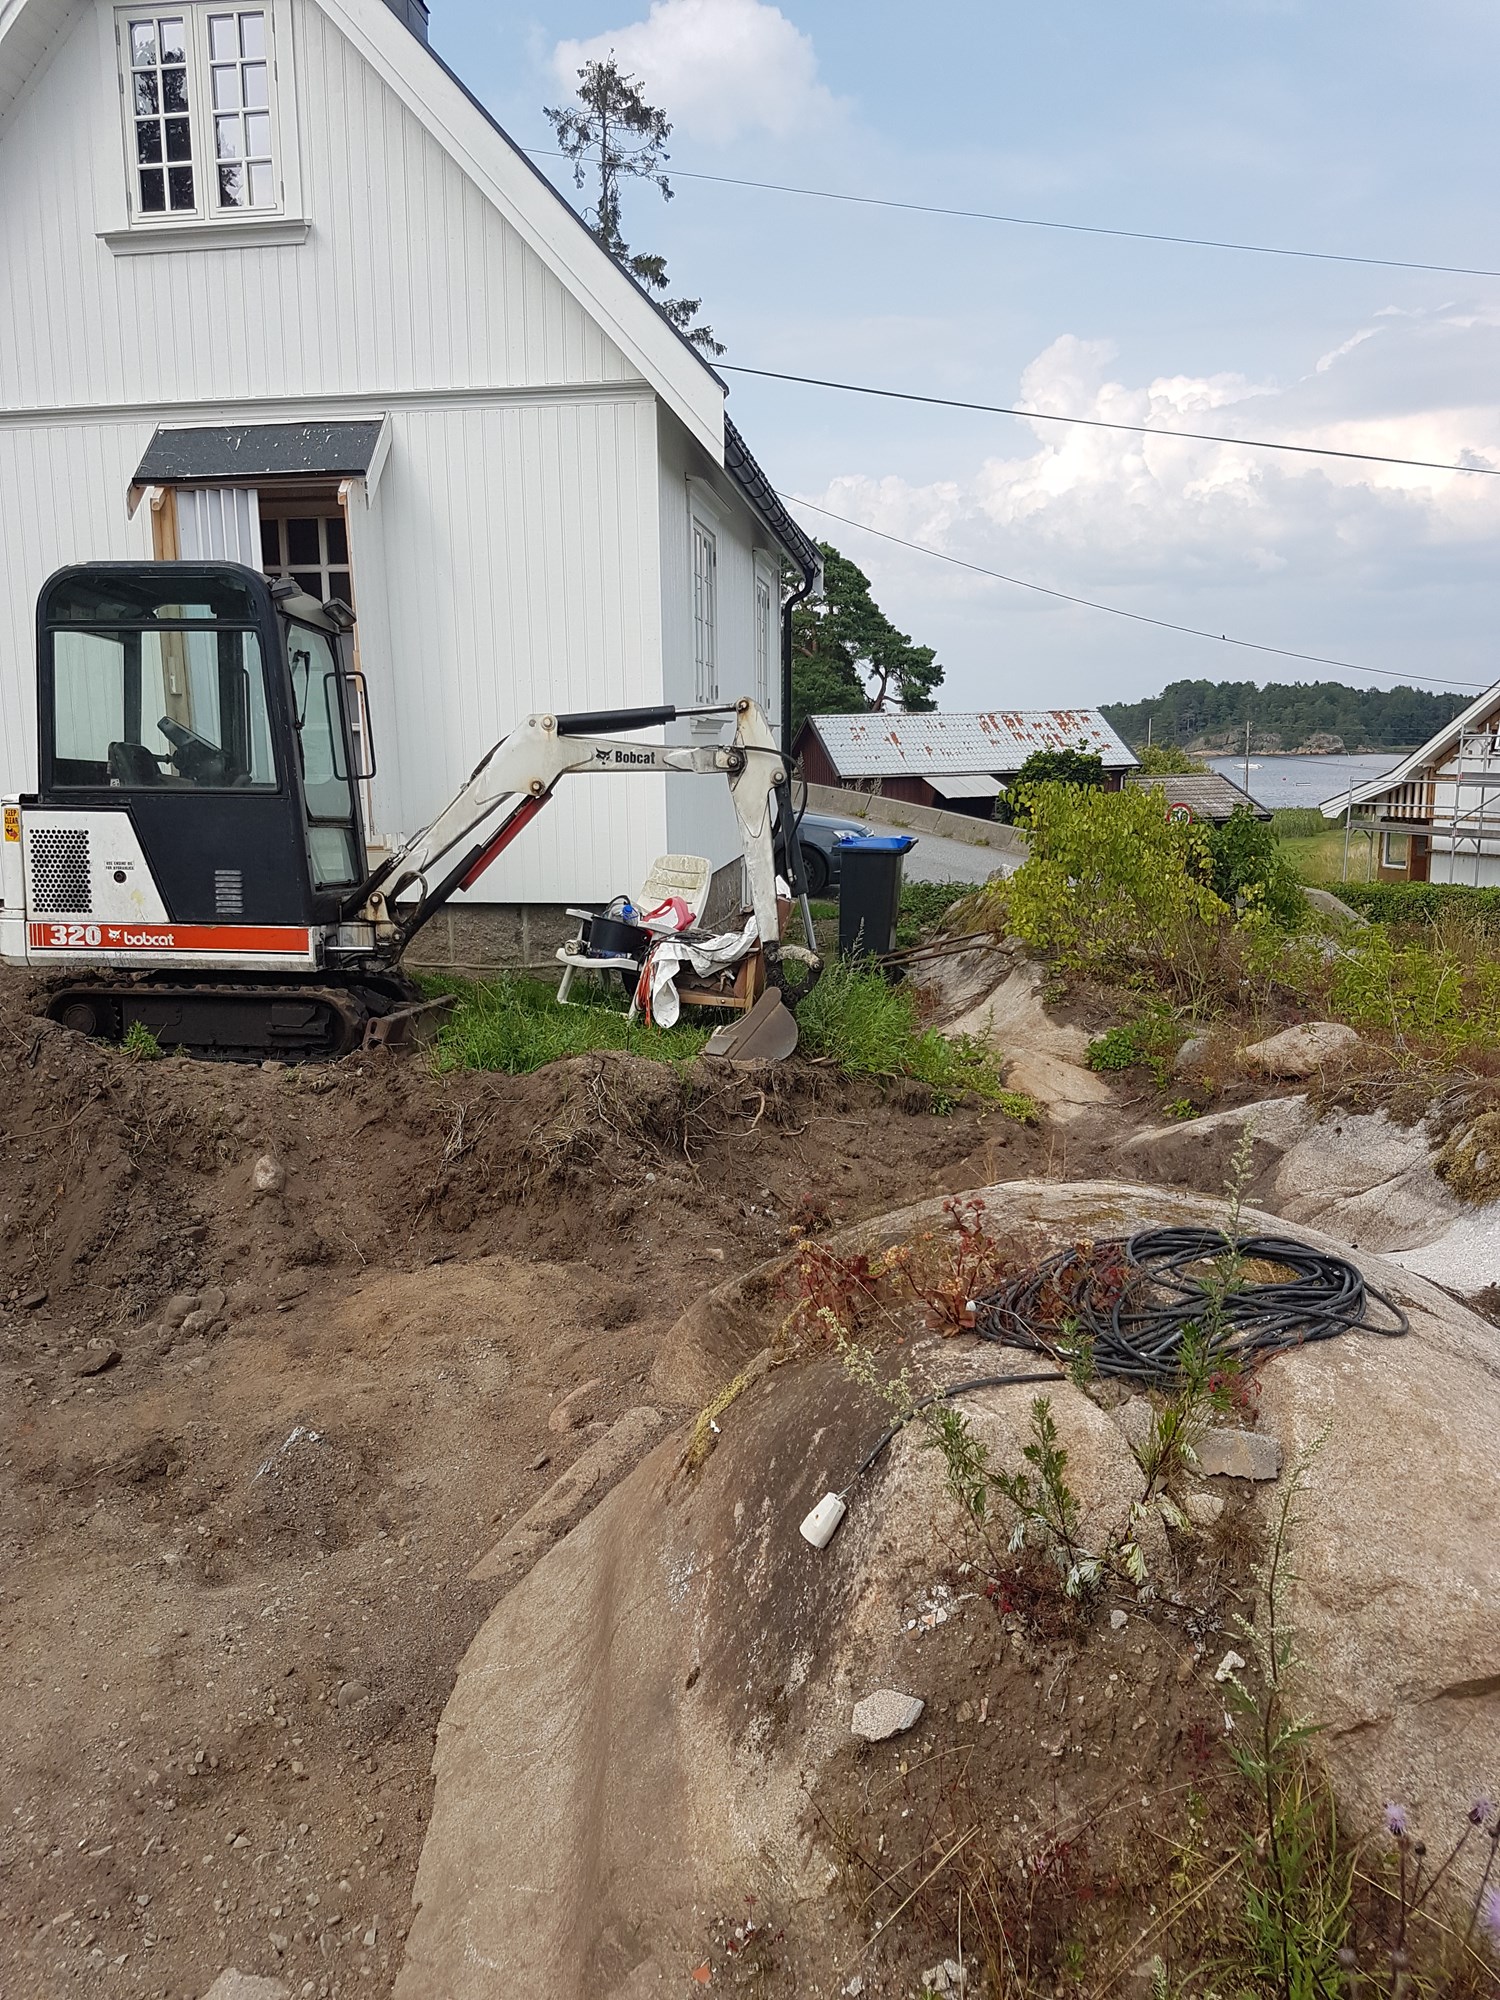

[0,418,157,790]
[0,0,641,413]
[176,486,264,564]
[352,396,668,903]
[656,408,781,878]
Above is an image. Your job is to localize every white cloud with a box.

[808,309,1500,607]
[551,0,838,145]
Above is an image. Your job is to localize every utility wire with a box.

[524,148,1500,282]
[778,492,1489,691]
[726,364,1500,480]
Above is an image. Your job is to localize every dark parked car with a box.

[779,810,875,896]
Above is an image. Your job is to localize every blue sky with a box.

[432,0,1500,711]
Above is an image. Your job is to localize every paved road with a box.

[903,830,1020,885]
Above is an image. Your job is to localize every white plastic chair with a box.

[555,854,713,1008]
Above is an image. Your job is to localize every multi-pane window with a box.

[259,507,353,606]
[754,571,774,713]
[121,7,278,221]
[208,12,273,209]
[129,16,196,214]
[692,520,717,704]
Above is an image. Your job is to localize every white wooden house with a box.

[0,0,820,965]
[1321,682,1500,886]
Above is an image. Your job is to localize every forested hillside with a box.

[1101,679,1466,752]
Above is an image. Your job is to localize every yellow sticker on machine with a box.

[3,807,18,842]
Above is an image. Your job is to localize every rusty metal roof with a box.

[803,709,1136,778]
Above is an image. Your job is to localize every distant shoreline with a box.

[1186,744,1418,758]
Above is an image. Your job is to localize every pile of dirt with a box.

[0,968,1065,2000]
[0,974,1050,1337]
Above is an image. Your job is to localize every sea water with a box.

[1205,752,1399,812]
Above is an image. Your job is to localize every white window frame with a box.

[106,0,304,245]
[691,515,719,707]
[1382,829,1410,871]
[753,558,776,718]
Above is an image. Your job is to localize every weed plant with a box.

[121,1019,164,1061]
[1086,1004,1184,1084]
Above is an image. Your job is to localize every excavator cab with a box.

[0,561,408,1058]
[35,561,371,928]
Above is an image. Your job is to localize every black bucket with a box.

[581,912,649,960]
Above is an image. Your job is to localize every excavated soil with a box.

[0,969,1077,2000]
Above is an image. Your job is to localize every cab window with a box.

[51,625,276,789]
[287,623,360,889]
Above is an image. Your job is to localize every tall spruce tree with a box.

[545,57,723,355]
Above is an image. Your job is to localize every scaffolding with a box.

[1447,726,1500,885]
[1343,722,1500,884]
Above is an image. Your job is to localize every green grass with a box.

[426,960,1037,1117]
[1270,806,1339,840]
[797,959,1036,1117]
[427,973,708,1075]
[1275,826,1357,886]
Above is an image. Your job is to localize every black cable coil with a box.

[971,1227,1409,1386]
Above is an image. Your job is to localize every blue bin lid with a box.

[842,833,916,853]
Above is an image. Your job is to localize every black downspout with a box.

[780,563,819,948]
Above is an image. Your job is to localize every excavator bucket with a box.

[702,989,799,1063]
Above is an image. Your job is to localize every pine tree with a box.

[545,57,723,356]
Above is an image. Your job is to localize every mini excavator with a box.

[0,561,804,1060]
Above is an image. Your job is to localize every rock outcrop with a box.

[396,1181,1500,1998]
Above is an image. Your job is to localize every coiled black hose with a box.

[971,1227,1409,1387]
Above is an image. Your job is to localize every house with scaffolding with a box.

[1322,683,1500,884]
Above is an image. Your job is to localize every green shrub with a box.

[986,782,1234,995]
[1201,807,1307,928]
[1134,743,1206,775]
[993,746,1106,825]
[1336,880,1500,928]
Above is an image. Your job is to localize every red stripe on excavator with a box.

[28,922,313,953]
[457,793,550,890]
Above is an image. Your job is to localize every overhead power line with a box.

[525,148,1500,281]
[726,365,1500,480]
[780,493,1488,693]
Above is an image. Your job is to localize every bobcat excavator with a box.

[0,561,807,1060]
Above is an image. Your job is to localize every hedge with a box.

[1337,880,1500,925]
